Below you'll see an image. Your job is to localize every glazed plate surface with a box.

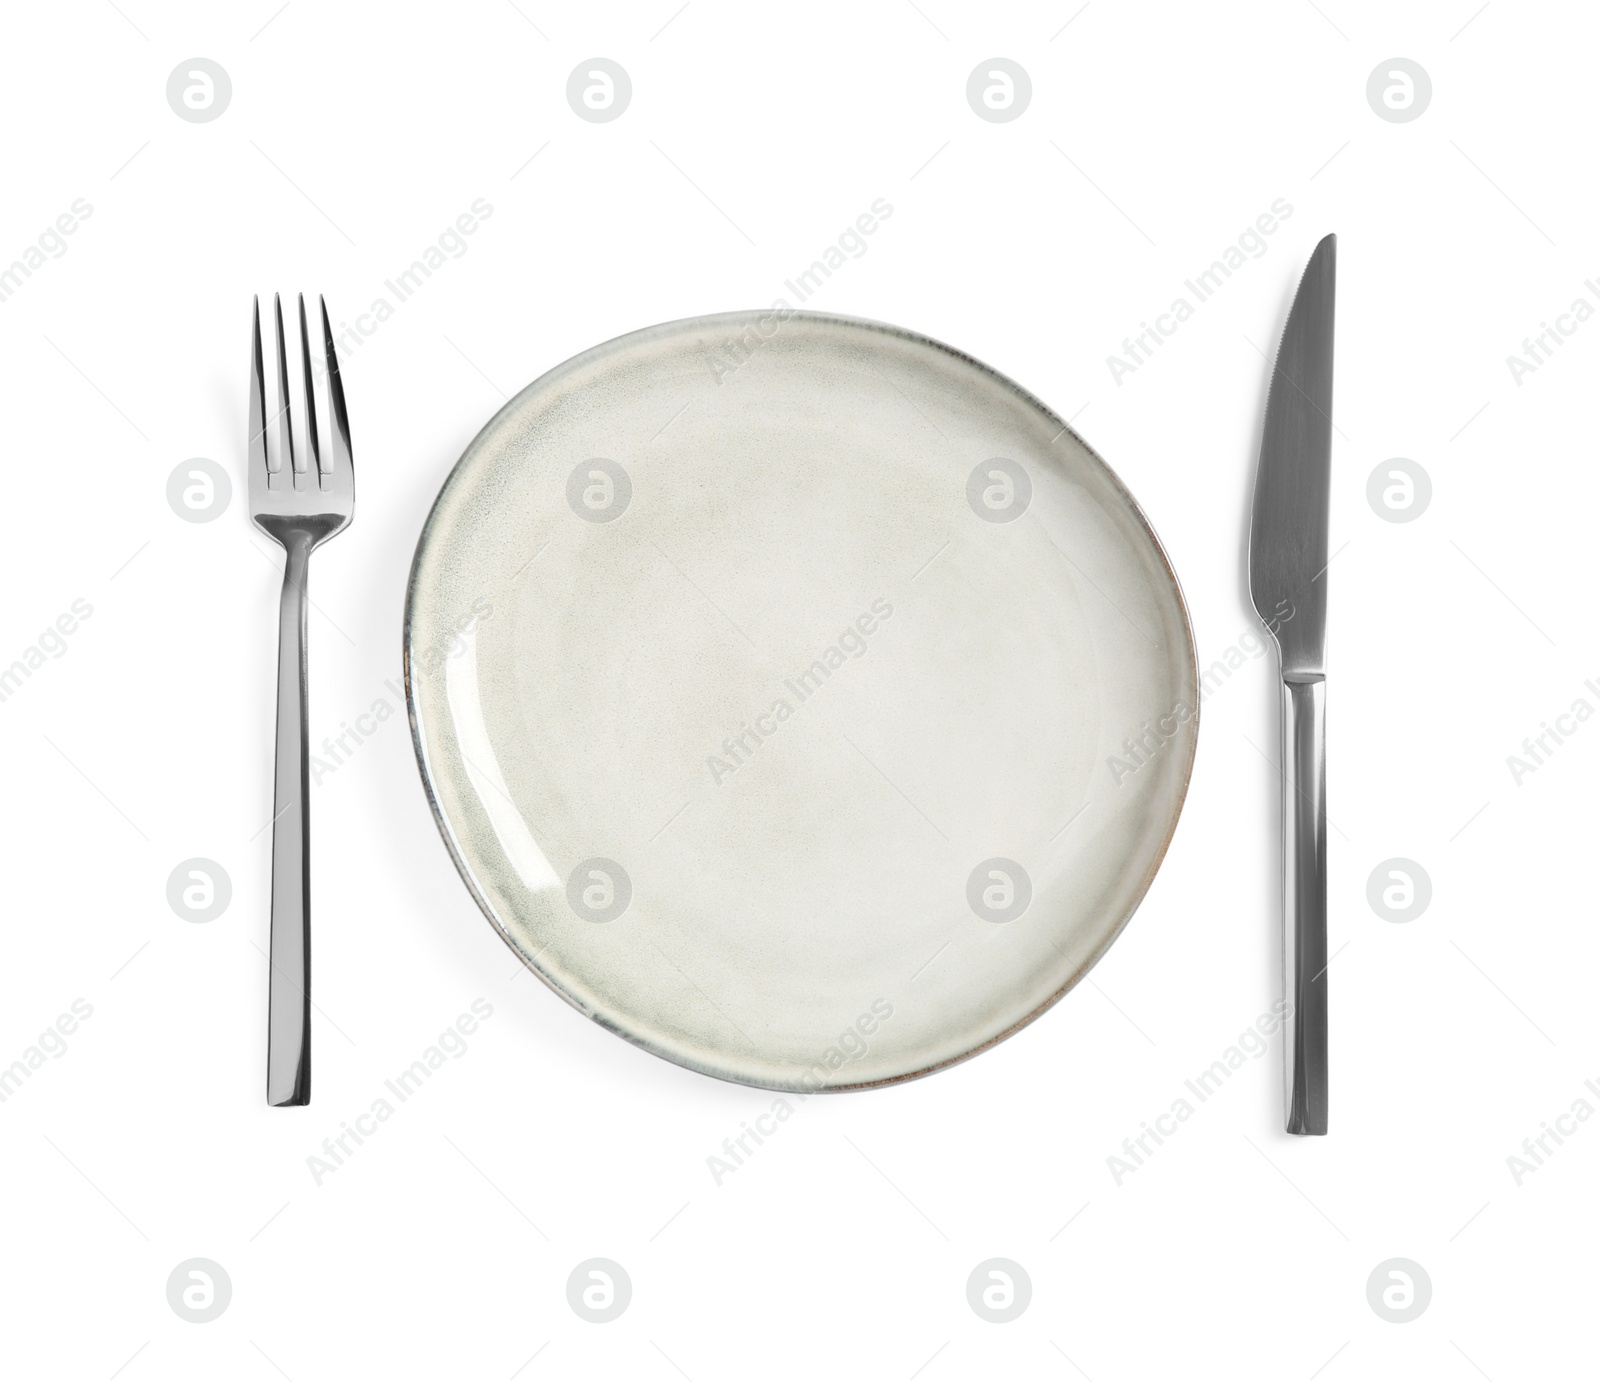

[405,310,1197,1090]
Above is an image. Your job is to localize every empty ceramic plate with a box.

[405,309,1197,1091]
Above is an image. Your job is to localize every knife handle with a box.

[1281,675,1328,1135]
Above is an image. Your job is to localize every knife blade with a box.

[1248,233,1335,1136]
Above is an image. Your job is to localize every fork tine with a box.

[249,296,272,475]
[273,293,299,476]
[297,294,322,482]
[320,296,353,481]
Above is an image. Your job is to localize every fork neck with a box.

[259,514,339,554]
[281,529,314,579]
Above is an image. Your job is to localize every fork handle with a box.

[1281,675,1328,1135]
[267,533,313,1106]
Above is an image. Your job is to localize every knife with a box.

[1249,233,1335,1136]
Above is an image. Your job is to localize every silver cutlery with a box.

[1249,235,1335,1136]
[249,294,354,1107]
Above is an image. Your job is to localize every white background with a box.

[0,0,1594,1377]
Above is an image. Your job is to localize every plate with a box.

[404,310,1197,1090]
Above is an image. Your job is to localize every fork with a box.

[249,293,354,1107]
